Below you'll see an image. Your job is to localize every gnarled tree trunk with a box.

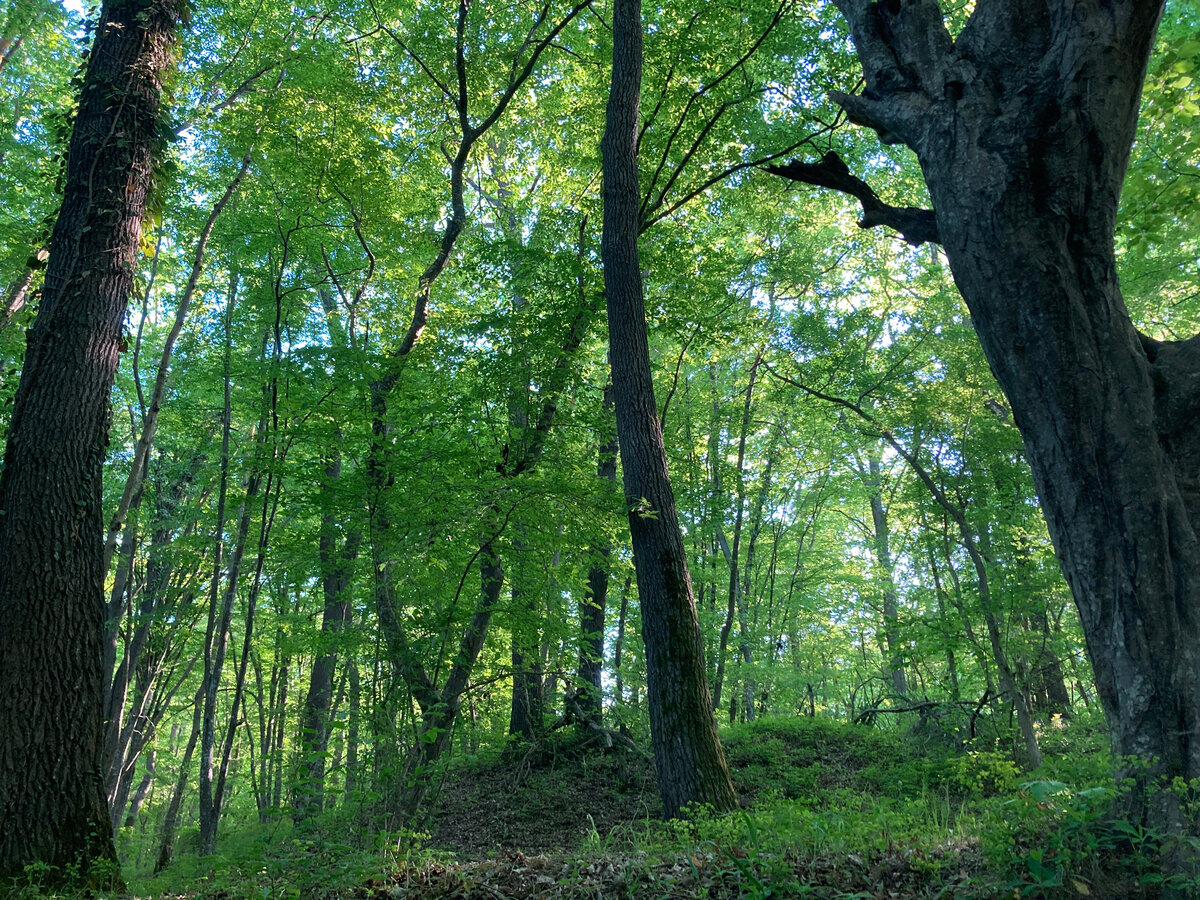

[776,0,1197,843]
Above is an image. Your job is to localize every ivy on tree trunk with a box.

[0,0,182,882]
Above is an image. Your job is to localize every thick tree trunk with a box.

[804,0,1194,839]
[601,0,737,819]
[0,0,181,881]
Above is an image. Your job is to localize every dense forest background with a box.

[1,0,1199,895]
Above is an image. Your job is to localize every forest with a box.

[1,0,1199,895]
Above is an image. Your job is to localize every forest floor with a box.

[18,711,1178,899]
[386,721,989,899]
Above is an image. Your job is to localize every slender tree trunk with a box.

[104,451,203,826]
[294,456,360,822]
[0,0,182,880]
[154,687,202,874]
[601,0,737,817]
[613,575,631,704]
[0,252,41,334]
[864,453,907,697]
[100,156,251,574]
[508,530,545,739]
[396,543,505,818]
[928,558,962,702]
[738,429,779,723]
[199,301,265,857]
[122,749,155,829]
[711,357,761,720]
[345,657,361,802]
[579,384,619,724]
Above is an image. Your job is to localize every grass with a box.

[9,708,1197,898]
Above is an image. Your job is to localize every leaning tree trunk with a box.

[0,0,182,881]
[789,0,1197,842]
[601,0,737,819]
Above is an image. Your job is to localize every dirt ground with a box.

[423,743,661,859]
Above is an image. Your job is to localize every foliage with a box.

[1,0,1198,891]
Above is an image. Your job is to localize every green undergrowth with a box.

[12,709,1198,898]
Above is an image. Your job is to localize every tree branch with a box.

[766,151,939,246]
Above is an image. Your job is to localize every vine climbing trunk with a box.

[601,0,737,819]
[0,0,183,881]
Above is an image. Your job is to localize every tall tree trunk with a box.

[711,358,760,720]
[395,542,505,819]
[198,305,268,856]
[154,687,202,874]
[122,749,155,829]
[508,530,545,739]
[293,456,361,822]
[358,0,588,815]
[781,0,1196,842]
[100,156,251,574]
[863,453,908,697]
[738,428,780,723]
[890,431,1041,766]
[104,443,205,829]
[578,384,619,724]
[601,0,737,818]
[613,575,631,704]
[345,657,361,802]
[0,0,182,880]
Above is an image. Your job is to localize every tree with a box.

[601,0,738,819]
[771,0,1199,840]
[0,0,183,880]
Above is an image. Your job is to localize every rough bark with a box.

[778,0,1197,841]
[0,0,182,881]
[601,0,737,818]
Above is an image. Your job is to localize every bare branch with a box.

[766,151,939,246]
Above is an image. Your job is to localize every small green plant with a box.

[945,748,1021,797]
